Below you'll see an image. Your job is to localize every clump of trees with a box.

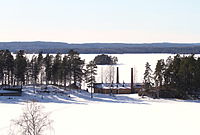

[94,54,118,65]
[0,49,96,90]
[143,54,200,99]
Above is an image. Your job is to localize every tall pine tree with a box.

[144,62,153,90]
[154,59,165,88]
[52,53,62,85]
[85,60,97,98]
[44,54,53,85]
[14,50,27,86]
[68,50,85,88]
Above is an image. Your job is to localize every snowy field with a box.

[0,86,200,135]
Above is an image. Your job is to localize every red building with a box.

[94,83,143,94]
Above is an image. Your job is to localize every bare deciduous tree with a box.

[133,66,138,84]
[104,65,115,95]
[10,101,53,135]
[104,65,115,84]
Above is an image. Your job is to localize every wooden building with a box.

[93,67,143,94]
[94,83,143,94]
[0,87,22,96]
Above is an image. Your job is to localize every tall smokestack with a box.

[116,67,119,84]
[131,68,134,93]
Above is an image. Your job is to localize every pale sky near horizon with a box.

[0,0,199,43]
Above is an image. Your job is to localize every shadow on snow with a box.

[71,90,149,105]
[0,86,149,105]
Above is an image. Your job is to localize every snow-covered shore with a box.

[0,86,200,135]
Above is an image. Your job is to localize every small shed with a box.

[0,87,22,96]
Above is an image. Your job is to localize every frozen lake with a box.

[81,53,200,83]
[26,53,200,83]
[26,54,174,83]
[80,53,176,83]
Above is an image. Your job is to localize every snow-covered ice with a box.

[0,86,200,135]
[25,53,200,84]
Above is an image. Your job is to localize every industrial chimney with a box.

[131,68,134,93]
[116,67,119,84]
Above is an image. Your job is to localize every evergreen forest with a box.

[0,49,97,90]
[143,54,200,99]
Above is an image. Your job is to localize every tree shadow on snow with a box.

[71,90,149,105]
[0,86,149,105]
[0,88,86,105]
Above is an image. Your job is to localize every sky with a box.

[0,0,199,43]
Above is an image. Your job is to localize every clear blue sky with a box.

[0,0,199,43]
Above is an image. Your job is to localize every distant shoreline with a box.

[0,41,200,54]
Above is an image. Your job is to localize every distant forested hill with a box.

[0,41,200,54]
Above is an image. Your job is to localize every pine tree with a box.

[178,55,196,95]
[25,59,32,85]
[30,55,38,86]
[164,56,173,87]
[143,62,153,90]
[68,50,85,88]
[61,55,70,90]
[154,59,165,88]
[85,60,97,98]
[195,57,200,90]
[14,50,27,86]
[37,52,44,84]
[52,53,62,85]
[3,50,14,86]
[187,55,196,91]
[0,50,4,85]
[44,54,53,85]
[167,54,181,89]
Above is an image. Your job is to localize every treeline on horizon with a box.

[0,49,98,90]
[24,46,200,54]
[1,42,200,54]
[144,54,200,99]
